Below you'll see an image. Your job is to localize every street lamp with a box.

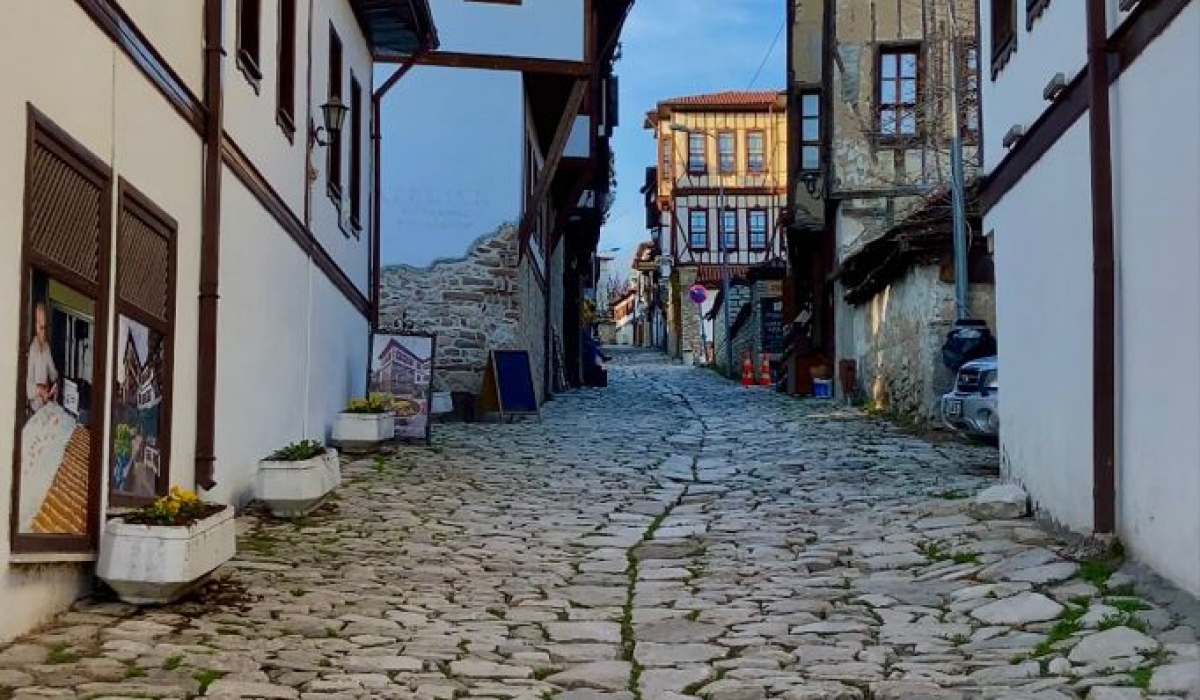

[669,123,733,375]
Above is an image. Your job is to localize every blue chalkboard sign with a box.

[485,350,539,419]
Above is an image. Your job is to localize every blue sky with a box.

[600,0,786,265]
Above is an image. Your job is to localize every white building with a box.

[981,0,1198,595]
[0,0,434,642]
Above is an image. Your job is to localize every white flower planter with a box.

[97,504,236,605]
[331,412,395,453]
[255,448,341,518]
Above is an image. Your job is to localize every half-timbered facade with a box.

[644,91,788,363]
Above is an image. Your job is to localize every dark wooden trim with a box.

[195,0,224,491]
[389,50,591,76]
[109,178,178,508]
[276,0,297,142]
[1027,0,1051,30]
[990,0,1018,79]
[1086,0,1116,535]
[220,135,370,317]
[73,0,206,134]
[674,186,787,197]
[980,0,1192,213]
[11,104,112,555]
[236,49,263,94]
[518,78,588,253]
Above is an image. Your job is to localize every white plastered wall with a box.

[0,2,203,642]
[1111,4,1200,596]
[987,119,1095,532]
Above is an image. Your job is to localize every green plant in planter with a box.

[267,439,326,462]
[343,392,392,414]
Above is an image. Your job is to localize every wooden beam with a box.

[518,78,589,253]
[378,49,591,76]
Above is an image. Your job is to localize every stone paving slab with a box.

[1,349,1197,699]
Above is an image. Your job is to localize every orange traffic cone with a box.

[759,355,772,387]
[740,352,754,387]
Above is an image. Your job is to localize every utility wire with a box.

[748,19,786,88]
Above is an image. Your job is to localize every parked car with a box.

[941,355,999,441]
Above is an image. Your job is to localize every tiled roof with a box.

[660,90,784,108]
[696,265,751,285]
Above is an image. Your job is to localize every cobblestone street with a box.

[1,349,1196,700]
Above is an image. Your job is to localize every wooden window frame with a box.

[688,208,709,250]
[109,178,177,508]
[1026,0,1050,30]
[236,0,263,92]
[10,105,113,556]
[276,0,296,141]
[716,130,736,174]
[659,136,672,181]
[748,208,769,250]
[745,130,765,173]
[991,0,1018,79]
[326,25,343,204]
[687,132,706,175]
[877,44,922,146]
[349,73,363,235]
[799,89,821,172]
[719,208,738,251]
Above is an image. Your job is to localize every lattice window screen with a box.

[26,142,103,283]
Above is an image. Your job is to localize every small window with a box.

[878,46,920,141]
[327,26,343,200]
[749,210,768,249]
[799,90,820,171]
[991,0,1017,77]
[660,137,672,180]
[687,132,706,174]
[720,209,738,250]
[237,0,262,88]
[717,132,735,174]
[276,0,296,138]
[960,40,980,139]
[349,74,363,232]
[689,209,708,249]
[746,131,765,172]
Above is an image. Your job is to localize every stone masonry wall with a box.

[517,251,548,405]
[379,224,522,396]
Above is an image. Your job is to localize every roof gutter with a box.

[1086,0,1116,534]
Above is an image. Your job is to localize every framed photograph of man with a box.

[12,269,101,543]
[368,333,436,443]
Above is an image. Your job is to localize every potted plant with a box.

[331,392,395,452]
[254,439,339,518]
[97,486,235,605]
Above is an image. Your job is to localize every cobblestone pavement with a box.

[2,349,1198,700]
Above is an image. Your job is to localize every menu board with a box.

[761,297,785,355]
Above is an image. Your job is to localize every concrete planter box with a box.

[97,504,236,605]
[255,449,341,518]
[331,412,395,452]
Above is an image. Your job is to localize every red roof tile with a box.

[660,90,783,109]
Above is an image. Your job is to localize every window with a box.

[237,0,262,88]
[660,136,672,179]
[327,26,343,199]
[799,90,820,171]
[687,132,706,174]
[689,209,708,249]
[960,40,980,139]
[720,209,737,250]
[991,0,1017,77]
[749,209,768,249]
[746,131,765,172]
[717,132,735,173]
[878,46,919,141]
[349,74,363,231]
[276,0,296,138]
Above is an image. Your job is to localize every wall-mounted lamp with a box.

[310,97,349,147]
[801,170,824,199]
[1043,73,1067,101]
[1002,124,1025,149]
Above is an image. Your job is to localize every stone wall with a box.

[842,265,996,420]
[713,283,752,374]
[516,250,549,405]
[676,268,701,362]
[378,224,522,395]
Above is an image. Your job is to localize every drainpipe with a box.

[371,35,434,330]
[195,0,225,491]
[1086,0,1117,534]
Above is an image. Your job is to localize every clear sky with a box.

[599,0,787,266]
